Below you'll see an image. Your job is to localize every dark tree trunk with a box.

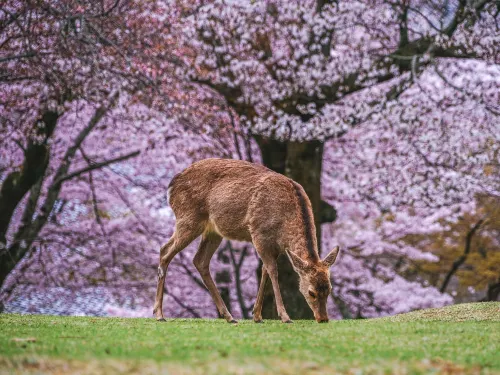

[0,112,58,245]
[0,99,117,292]
[0,111,59,288]
[482,278,500,302]
[254,135,334,319]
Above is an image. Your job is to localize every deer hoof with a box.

[156,317,166,322]
[229,319,238,324]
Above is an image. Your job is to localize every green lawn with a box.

[1,302,499,374]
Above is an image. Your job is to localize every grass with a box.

[0,302,499,374]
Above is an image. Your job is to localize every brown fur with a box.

[153,158,340,323]
[291,181,318,261]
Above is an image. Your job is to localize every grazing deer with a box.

[153,158,340,323]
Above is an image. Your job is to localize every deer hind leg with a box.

[193,232,236,323]
[153,221,203,321]
[252,265,268,323]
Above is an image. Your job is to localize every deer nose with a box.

[316,317,329,323]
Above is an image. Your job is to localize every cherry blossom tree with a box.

[321,61,499,315]
[0,0,242,313]
[1,0,499,319]
[0,0,183,289]
[180,0,500,317]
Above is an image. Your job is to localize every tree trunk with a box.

[0,98,118,292]
[0,111,59,288]
[482,278,500,302]
[0,111,58,247]
[254,135,331,319]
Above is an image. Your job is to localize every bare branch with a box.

[441,218,486,293]
[1,94,119,289]
[56,150,140,185]
[0,52,36,63]
[167,287,202,318]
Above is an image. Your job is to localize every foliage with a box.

[410,196,500,301]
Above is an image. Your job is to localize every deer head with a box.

[286,246,340,323]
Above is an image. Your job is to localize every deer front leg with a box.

[252,265,268,323]
[263,258,292,323]
[154,238,176,321]
[154,222,203,321]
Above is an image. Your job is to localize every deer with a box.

[153,158,340,323]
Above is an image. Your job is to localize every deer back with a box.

[168,159,314,251]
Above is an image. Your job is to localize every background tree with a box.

[0,0,182,292]
[1,0,499,318]
[410,196,500,302]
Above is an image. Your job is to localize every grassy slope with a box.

[0,302,499,374]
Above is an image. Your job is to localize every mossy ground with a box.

[1,302,499,374]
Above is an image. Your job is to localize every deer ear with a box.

[322,246,340,267]
[285,249,309,272]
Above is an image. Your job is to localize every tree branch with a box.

[0,110,59,249]
[0,94,118,290]
[167,287,202,318]
[440,218,485,293]
[0,52,36,63]
[56,150,140,185]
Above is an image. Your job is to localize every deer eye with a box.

[308,290,317,299]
